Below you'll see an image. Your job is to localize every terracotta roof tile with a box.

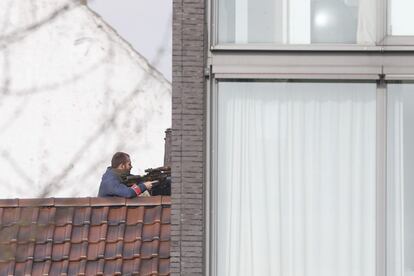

[160,224,170,241]
[159,258,170,276]
[71,225,88,243]
[1,208,20,226]
[85,259,104,275]
[14,260,33,275]
[34,242,52,261]
[104,241,124,259]
[68,242,88,261]
[0,196,170,275]
[87,241,106,260]
[73,207,91,225]
[124,224,143,242]
[54,207,74,226]
[53,225,72,243]
[34,225,54,244]
[68,259,86,275]
[51,242,70,261]
[16,243,35,262]
[140,240,160,259]
[143,223,161,241]
[161,207,171,224]
[106,224,124,243]
[37,207,56,226]
[32,260,51,275]
[123,240,141,259]
[90,207,109,225]
[108,206,127,225]
[0,225,18,244]
[122,258,140,274]
[139,258,157,275]
[126,206,145,225]
[103,258,123,275]
[49,260,69,275]
[144,206,162,224]
[18,207,39,225]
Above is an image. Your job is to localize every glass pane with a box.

[218,0,375,44]
[388,83,414,276]
[388,0,414,36]
[217,81,376,276]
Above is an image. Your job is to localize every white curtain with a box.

[357,0,377,44]
[387,84,414,276]
[388,88,405,276]
[217,82,376,276]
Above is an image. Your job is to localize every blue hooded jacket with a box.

[98,167,147,198]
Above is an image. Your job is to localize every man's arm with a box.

[99,175,144,198]
[109,181,141,198]
[100,177,155,198]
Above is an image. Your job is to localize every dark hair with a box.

[111,152,130,168]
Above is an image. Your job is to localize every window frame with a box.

[207,76,388,276]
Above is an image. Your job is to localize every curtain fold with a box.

[357,0,377,44]
[387,89,404,276]
[217,82,376,276]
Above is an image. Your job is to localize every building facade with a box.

[172,0,414,275]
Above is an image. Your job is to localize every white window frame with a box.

[206,76,388,276]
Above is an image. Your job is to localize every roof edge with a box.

[0,196,170,207]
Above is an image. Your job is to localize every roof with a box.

[0,196,170,276]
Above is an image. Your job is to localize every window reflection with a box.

[218,0,375,44]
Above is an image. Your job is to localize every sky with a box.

[88,0,172,82]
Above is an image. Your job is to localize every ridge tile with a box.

[18,198,54,207]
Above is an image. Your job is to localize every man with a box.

[98,152,155,198]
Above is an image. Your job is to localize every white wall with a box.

[0,0,171,198]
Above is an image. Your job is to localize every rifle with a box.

[121,166,171,196]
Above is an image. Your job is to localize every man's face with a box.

[120,158,132,174]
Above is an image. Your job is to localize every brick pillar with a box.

[171,0,206,274]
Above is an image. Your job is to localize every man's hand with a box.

[144,180,158,190]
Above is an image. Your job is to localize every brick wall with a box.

[171,0,206,274]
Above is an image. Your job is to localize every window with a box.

[216,81,377,275]
[388,0,414,36]
[217,0,376,44]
